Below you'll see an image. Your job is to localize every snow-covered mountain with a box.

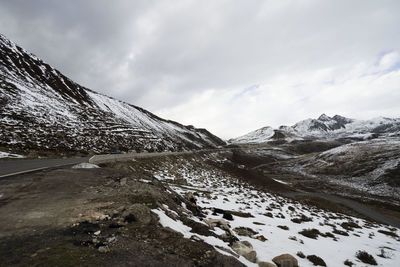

[230,114,400,144]
[0,33,225,154]
[230,126,275,144]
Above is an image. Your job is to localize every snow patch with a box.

[0,151,25,159]
[71,163,100,169]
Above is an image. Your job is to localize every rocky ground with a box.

[241,138,400,213]
[1,151,399,266]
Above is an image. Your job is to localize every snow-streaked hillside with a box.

[306,138,400,198]
[135,153,400,267]
[230,114,400,144]
[0,33,225,154]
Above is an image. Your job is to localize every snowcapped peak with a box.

[318,113,331,121]
[231,113,400,144]
[229,125,274,144]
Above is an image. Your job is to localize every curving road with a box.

[0,149,230,178]
[0,157,90,178]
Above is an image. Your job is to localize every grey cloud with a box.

[0,0,399,137]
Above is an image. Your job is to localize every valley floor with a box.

[0,151,399,266]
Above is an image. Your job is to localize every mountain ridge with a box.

[0,33,225,155]
[230,113,400,144]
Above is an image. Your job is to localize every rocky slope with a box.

[230,114,400,144]
[2,151,399,266]
[0,33,225,155]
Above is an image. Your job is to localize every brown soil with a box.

[0,165,243,266]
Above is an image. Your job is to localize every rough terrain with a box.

[1,151,399,266]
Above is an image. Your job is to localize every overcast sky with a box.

[1,0,399,139]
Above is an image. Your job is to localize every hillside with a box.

[1,151,399,266]
[0,33,225,155]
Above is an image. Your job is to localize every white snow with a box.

[230,114,400,144]
[272,179,290,185]
[151,208,192,238]
[231,126,275,144]
[71,163,100,169]
[149,155,400,267]
[0,151,25,159]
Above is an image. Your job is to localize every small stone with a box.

[94,230,101,236]
[256,235,267,242]
[98,246,110,253]
[107,236,116,243]
[120,177,127,186]
[223,212,233,221]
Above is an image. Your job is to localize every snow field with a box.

[150,155,400,266]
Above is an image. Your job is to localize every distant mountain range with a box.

[230,113,400,144]
[0,33,225,154]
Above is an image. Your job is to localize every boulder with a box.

[121,204,153,225]
[232,241,253,256]
[272,254,298,267]
[244,250,257,263]
[233,227,258,237]
[258,262,277,267]
[98,246,110,253]
[184,192,196,203]
[204,219,234,235]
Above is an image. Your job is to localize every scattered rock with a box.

[122,204,153,225]
[355,250,377,265]
[233,227,258,237]
[231,241,253,256]
[213,208,225,214]
[98,246,110,253]
[220,234,239,245]
[223,212,233,221]
[109,222,123,228]
[244,250,257,263]
[107,236,116,243]
[120,177,127,186]
[344,259,354,266]
[204,219,234,235]
[226,210,254,218]
[123,213,136,223]
[258,262,277,267]
[264,212,273,218]
[184,192,196,203]
[93,230,101,236]
[306,255,326,266]
[296,251,305,258]
[255,235,267,242]
[272,253,298,267]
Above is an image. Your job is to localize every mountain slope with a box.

[0,33,225,154]
[230,114,400,144]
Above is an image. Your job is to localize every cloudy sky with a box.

[1,0,399,139]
